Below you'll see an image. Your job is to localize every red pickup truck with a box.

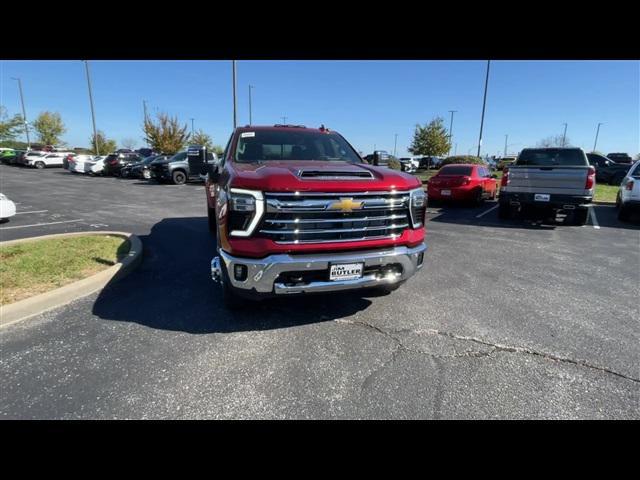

[205,125,427,308]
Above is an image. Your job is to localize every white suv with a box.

[616,160,640,221]
[26,151,71,169]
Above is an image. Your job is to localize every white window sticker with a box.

[241,132,255,138]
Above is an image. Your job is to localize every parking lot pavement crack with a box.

[394,327,640,384]
[336,320,640,384]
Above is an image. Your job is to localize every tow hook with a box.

[211,256,222,283]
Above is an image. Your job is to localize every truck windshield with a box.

[517,149,586,166]
[234,130,361,163]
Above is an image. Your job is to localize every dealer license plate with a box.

[329,263,364,281]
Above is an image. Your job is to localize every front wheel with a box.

[172,170,187,185]
[618,204,631,222]
[35,161,45,169]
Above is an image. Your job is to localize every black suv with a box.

[587,152,632,185]
[606,153,633,164]
[103,152,145,176]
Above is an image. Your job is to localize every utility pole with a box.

[10,77,30,150]
[477,60,491,157]
[248,85,254,126]
[281,116,287,124]
[83,61,99,155]
[454,143,457,156]
[593,123,603,152]
[190,118,195,137]
[393,133,398,157]
[143,100,149,147]
[448,110,457,155]
[504,134,508,157]
[562,123,568,147]
[232,60,237,129]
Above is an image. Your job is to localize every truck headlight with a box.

[409,187,427,228]
[228,188,264,237]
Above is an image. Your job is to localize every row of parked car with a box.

[0,146,217,186]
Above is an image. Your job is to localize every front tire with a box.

[618,204,631,222]
[172,170,187,185]
[35,161,45,169]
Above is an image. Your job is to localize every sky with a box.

[1,60,638,158]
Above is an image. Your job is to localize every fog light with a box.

[234,264,248,281]
[417,252,424,266]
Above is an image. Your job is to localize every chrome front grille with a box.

[259,191,411,244]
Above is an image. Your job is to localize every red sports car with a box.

[427,164,498,204]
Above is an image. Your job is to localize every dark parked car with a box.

[121,154,169,179]
[606,153,633,164]
[135,148,157,158]
[150,147,213,184]
[2,150,26,165]
[587,152,632,185]
[103,152,145,176]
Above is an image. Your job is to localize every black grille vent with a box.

[298,170,374,180]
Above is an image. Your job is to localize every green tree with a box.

[90,131,117,155]
[189,129,214,150]
[211,145,224,156]
[143,112,189,154]
[32,111,66,145]
[408,117,451,157]
[0,106,26,143]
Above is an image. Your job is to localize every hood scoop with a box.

[297,169,374,180]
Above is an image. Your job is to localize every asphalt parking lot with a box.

[1,164,639,419]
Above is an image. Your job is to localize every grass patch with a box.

[594,184,618,203]
[415,169,616,203]
[0,235,129,305]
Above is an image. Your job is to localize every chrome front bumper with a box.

[211,243,427,295]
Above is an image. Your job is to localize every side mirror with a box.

[206,154,220,182]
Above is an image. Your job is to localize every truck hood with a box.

[229,160,421,192]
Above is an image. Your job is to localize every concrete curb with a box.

[0,231,143,328]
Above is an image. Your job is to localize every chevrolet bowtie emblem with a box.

[329,198,363,212]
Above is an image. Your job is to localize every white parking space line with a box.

[476,204,499,218]
[590,207,600,229]
[14,210,49,215]
[0,219,83,230]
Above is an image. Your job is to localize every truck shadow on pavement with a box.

[91,216,378,334]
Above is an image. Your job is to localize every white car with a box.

[0,193,16,222]
[616,160,640,221]
[67,154,96,173]
[26,151,71,169]
[89,155,106,175]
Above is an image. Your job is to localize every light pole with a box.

[248,85,254,126]
[477,60,491,157]
[504,134,508,157]
[593,123,603,152]
[83,61,99,155]
[281,116,287,124]
[448,110,457,155]
[562,123,568,147]
[393,133,398,157]
[232,60,237,129]
[11,77,31,149]
[454,143,457,156]
[190,118,195,137]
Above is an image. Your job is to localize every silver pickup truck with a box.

[498,147,595,225]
